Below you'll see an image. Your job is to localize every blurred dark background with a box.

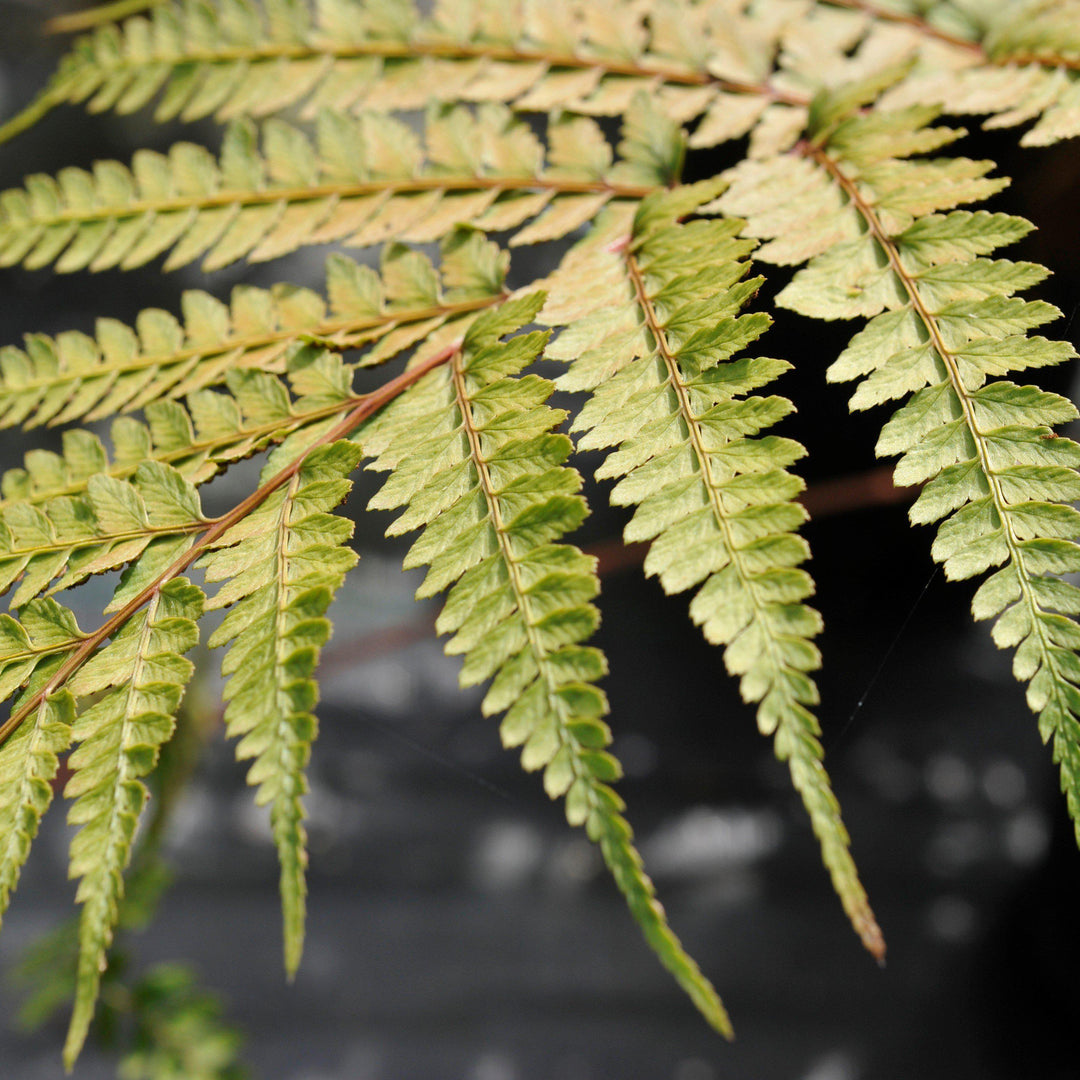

[1,3,1079,1078]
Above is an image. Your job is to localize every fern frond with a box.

[721,98,1080,838]
[0,105,664,276]
[0,681,74,930]
[0,337,454,759]
[0,360,340,515]
[866,0,1080,146]
[0,0,814,148]
[537,182,884,959]
[198,440,362,978]
[0,460,206,610]
[62,575,204,1069]
[120,962,246,1080]
[0,349,454,1072]
[362,292,731,1036]
[0,238,506,430]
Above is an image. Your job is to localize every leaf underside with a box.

[0,0,1078,1069]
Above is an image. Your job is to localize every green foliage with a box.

[362,292,731,1032]
[0,0,1077,1073]
[201,440,362,977]
[540,181,883,956]
[0,106,657,275]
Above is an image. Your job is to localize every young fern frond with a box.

[361,292,732,1036]
[538,182,884,959]
[200,440,363,979]
[720,96,1080,837]
[0,106,663,276]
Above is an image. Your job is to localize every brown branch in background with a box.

[800,464,916,519]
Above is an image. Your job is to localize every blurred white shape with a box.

[230,777,364,851]
[552,1054,592,1080]
[981,759,1027,809]
[640,806,782,878]
[232,789,273,845]
[469,1050,519,1080]
[161,782,216,854]
[470,820,545,891]
[337,1041,384,1080]
[926,894,977,944]
[799,1050,859,1080]
[321,640,478,714]
[1003,808,1049,866]
[347,658,416,713]
[924,753,974,803]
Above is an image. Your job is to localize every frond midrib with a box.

[623,248,778,653]
[63,587,158,1068]
[449,347,581,751]
[1,518,203,563]
[51,32,806,105]
[7,175,654,230]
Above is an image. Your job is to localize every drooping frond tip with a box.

[362,292,732,1036]
[201,440,363,978]
[539,180,884,962]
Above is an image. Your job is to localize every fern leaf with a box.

[538,182,884,959]
[0,680,75,930]
[199,440,363,978]
[721,97,1080,839]
[872,0,1080,146]
[0,349,360,533]
[0,105,664,275]
[120,962,246,1080]
[0,460,205,610]
[0,0,815,147]
[62,575,204,1069]
[0,239,507,431]
[0,599,89,707]
[362,293,732,1036]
